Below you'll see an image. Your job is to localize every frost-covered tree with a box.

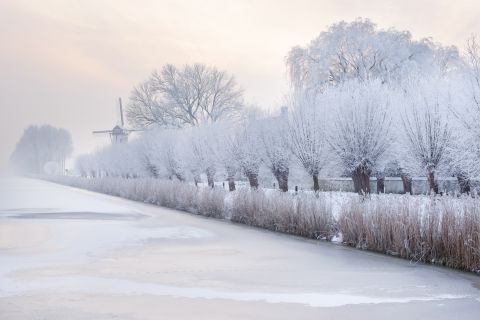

[328,80,392,194]
[402,95,452,194]
[214,122,239,191]
[143,128,186,181]
[136,136,159,178]
[127,64,244,128]
[287,18,459,93]
[79,140,153,179]
[89,147,110,177]
[184,126,218,188]
[449,36,480,181]
[234,118,264,189]
[75,154,93,177]
[459,36,480,138]
[11,125,73,174]
[109,144,144,178]
[76,150,102,178]
[287,92,328,191]
[259,110,291,192]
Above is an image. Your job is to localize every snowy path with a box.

[0,177,479,319]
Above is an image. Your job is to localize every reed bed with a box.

[42,175,480,273]
[338,195,480,272]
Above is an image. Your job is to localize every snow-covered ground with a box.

[0,177,479,319]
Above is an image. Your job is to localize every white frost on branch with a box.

[127,64,244,129]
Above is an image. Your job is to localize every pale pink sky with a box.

[1,0,479,171]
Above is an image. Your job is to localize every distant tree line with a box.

[10,125,73,175]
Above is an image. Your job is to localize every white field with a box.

[0,177,479,319]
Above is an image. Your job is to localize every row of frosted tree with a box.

[76,19,480,194]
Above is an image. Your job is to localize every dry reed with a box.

[42,176,480,273]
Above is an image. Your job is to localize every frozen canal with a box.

[0,177,479,319]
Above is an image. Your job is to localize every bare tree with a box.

[127,80,178,128]
[11,125,73,175]
[329,81,392,194]
[127,64,244,129]
[403,98,451,194]
[287,92,328,191]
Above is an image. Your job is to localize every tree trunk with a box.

[228,178,236,191]
[247,173,259,189]
[427,169,438,194]
[457,173,471,194]
[147,163,158,178]
[274,169,289,192]
[206,167,215,188]
[207,173,214,188]
[313,173,319,192]
[174,172,185,182]
[401,174,412,195]
[226,167,236,191]
[192,170,201,187]
[377,177,385,194]
[352,165,370,194]
[276,173,289,192]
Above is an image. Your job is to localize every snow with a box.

[0,275,471,307]
[0,177,479,319]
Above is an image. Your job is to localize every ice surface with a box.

[0,177,479,319]
[0,177,133,214]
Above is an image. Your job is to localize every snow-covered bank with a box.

[41,175,480,273]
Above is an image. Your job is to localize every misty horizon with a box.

[2,0,480,173]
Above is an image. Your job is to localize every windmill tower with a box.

[92,98,140,144]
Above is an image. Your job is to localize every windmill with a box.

[92,98,141,144]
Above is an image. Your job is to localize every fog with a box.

[1,0,480,173]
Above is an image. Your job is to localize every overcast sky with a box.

[1,0,479,172]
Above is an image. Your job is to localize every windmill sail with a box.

[119,97,124,127]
